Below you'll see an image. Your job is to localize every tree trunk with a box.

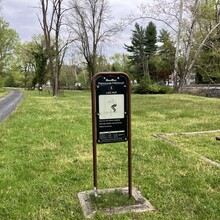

[173,0,183,92]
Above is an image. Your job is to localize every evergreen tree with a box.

[124,22,157,81]
[124,23,145,81]
[145,21,157,56]
[156,29,175,83]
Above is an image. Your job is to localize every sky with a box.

[1,0,151,56]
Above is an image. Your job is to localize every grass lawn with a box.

[0,90,219,219]
[165,132,220,164]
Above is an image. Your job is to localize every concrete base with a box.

[78,187,155,218]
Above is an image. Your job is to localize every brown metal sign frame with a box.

[91,72,132,198]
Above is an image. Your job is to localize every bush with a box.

[134,75,174,94]
[148,83,161,94]
[159,85,174,94]
[0,75,4,89]
[134,75,151,94]
[4,76,15,87]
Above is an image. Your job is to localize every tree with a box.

[145,21,157,79]
[0,17,19,79]
[124,22,157,81]
[157,29,175,83]
[15,42,35,88]
[32,36,49,87]
[133,0,220,91]
[110,53,130,73]
[39,0,69,96]
[67,0,120,83]
[125,23,146,81]
[194,0,220,83]
[145,21,157,56]
[16,36,49,89]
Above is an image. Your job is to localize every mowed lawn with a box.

[0,90,219,219]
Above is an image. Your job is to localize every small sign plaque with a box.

[94,74,129,143]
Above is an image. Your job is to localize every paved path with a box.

[0,89,24,123]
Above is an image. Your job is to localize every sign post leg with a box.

[92,80,98,197]
[128,83,132,198]
[93,142,98,197]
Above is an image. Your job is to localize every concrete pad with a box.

[78,187,155,218]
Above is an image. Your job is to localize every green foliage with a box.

[77,70,90,88]
[15,35,50,88]
[124,23,145,81]
[0,17,19,75]
[134,75,151,94]
[4,75,15,87]
[32,37,48,86]
[0,75,4,88]
[110,53,130,73]
[124,22,157,81]
[145,21,157,55]
[191,0,220,84]
[134,75,173,94]
[96,55,111,72]
[196,47,220,83]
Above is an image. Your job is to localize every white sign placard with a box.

[99,94,124,119]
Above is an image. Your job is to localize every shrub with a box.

[159,85,174,94]
[0,75,4,89]
[4,76,15,87]
[134,75,151,94]
[134,75,174,94]
[148,83,161,94]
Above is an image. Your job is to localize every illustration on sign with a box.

[99,94,124,119]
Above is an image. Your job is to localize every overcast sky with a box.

[2,0,152,56]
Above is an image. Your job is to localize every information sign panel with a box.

[91,72,132,197]
[93,73,129,143]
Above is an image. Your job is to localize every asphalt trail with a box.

[0,89,24,123]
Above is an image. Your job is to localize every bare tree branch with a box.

[67,0,121,82]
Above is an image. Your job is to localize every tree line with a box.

[0,0,220,95]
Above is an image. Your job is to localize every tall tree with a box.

[32,36,49,87]
[124,23,146,81]
[16,42,35,88]
[67,0,120,83]
[156,29,175,83]
[39,0,69,96]
[0,17,19,78]
[145,21,157,56]
[16,36,49,89]
[145,21,157,78]
[124,22,157,81]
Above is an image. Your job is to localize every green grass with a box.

[90,190,137,210]
[0,90,219,219]
[166,132,220,163]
